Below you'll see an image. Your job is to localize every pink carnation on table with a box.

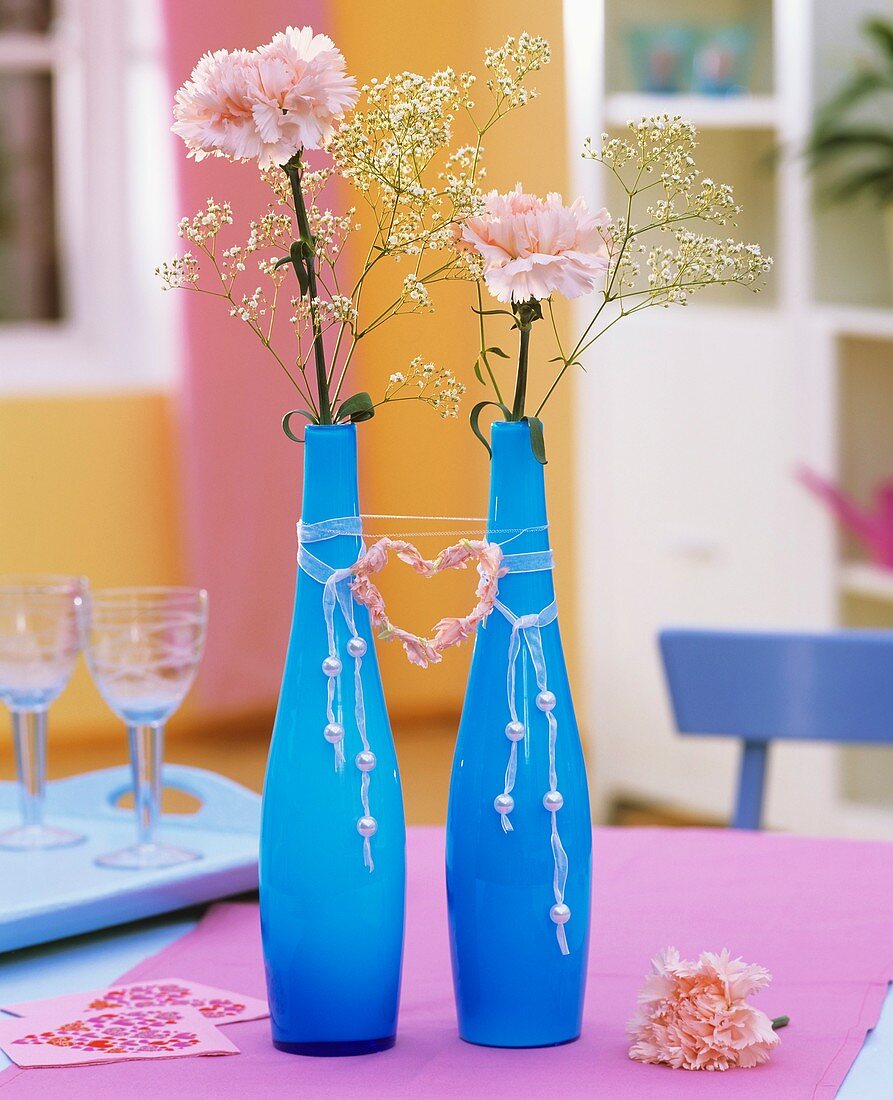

[172,27,358,171]
[628,947,781,1072]
[460,185,612,304]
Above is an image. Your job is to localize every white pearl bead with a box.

[323,722,344,744]
[543,790,564,812]
[505,720,525,742]
[347,636,367,658]
[536,690,557,712]
[322,656,342,678]
[355,750,376,772]
[357,815,378,837]
[550,903,571,925]
[493,793,514,815]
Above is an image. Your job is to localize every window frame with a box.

[0,0,178,395]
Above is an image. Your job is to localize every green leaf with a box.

[472,357,485,385]
[469,400,510,456]
[485,346,510,358]
[524,415,548,465]
[336,391,375,423]
[281,408,316,442]
[471,306,515,319]
[864,17,893,60]
[272,255,293,271]
[289,241,309,296]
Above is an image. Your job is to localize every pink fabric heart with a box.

[350,537,506,667]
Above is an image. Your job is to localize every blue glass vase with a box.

[446,420,592,1047]
[259,424,406,1056]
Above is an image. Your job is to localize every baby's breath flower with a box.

[401,273,434,312]
[178,199,233,244]
[383,356,466,418]
[230,287,267,324]
[155,252,200,290]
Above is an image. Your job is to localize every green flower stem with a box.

[510,321,531,421]
[771,1016,790,1030]
[283,153,332,425]
[509,298,544,420]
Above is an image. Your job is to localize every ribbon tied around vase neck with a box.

[297,516,377,872]
[494,549,571,956]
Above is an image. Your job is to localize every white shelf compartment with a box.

[821,307,893,343]
[604,94,779,130]
[839,563,893,604]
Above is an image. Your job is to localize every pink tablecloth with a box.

[2,826,893,1099]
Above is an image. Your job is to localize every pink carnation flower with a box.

[172,27,358,170]
[628,948,780,1072]
[172,49,261,164]
[252,27,359,161]
[460,185,612,304]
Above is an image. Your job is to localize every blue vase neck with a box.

[487,422,550,555]
[487,422,553,610]
[300,425,360,570]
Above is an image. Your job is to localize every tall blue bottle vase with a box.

[446,421,592,1048]
[259,424,406,1056]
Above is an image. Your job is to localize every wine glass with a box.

[0,576,87,850]
[84,587,208,869]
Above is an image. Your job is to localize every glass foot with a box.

[95,842,201,870]
[0,824,85,851]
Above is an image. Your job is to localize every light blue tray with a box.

[0,766,261,954]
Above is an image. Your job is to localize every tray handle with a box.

[47,765,261,835]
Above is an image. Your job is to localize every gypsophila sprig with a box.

[161,27,549,433]
[381,358,466,419]
[454,115,773,461]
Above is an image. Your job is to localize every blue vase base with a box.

[272,1035,396,1057]
[459,1031,580,1050]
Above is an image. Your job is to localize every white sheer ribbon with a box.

[493,549,570,955]
[298,517,376,872]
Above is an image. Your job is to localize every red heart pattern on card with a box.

[85,982,244,1020]
[13,1008,199,1055]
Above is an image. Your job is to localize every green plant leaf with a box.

[288,241,309,296]
[825,163,893,204]
[469,400,510,456]
[471,306,515,319]
[485,346,510,358]
[472,357,485,385]
[865,17,893,60]
[524,415,548,465]
[336,391,375,423]
[281,408,316,442]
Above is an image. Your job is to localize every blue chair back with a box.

[658,628,893,829]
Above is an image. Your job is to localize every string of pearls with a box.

[493,590,571,955]
[322,633,378,872]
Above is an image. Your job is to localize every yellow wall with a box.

[336,0,578,720]
[0,394,182,740]
[0,1,577,746]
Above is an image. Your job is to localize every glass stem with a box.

[12,709,47,830]
[128,723,164,849]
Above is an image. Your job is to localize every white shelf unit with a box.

[604,93,779,130]
[839,564,893,604]
[564,0,893,840]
